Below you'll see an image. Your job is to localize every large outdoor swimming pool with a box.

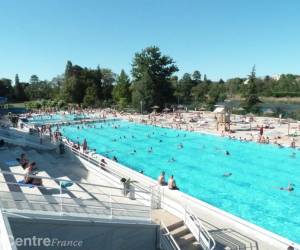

[27,114,89,125]
[56,119,299,243]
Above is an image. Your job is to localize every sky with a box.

[0,0,300,83]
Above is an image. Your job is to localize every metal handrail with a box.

[62,140,153,194]
[185,207,215,250]
[160,221,181,250]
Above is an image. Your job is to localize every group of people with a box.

[157,171,179,190]
[16,153,42,186]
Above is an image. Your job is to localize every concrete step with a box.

[176,232,197,249]
[171,224,190,238]
[167,220,184,231]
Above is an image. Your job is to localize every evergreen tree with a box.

[131,46,178,111]
[112,70,131,108]
[244,65,261,112]
[14,74,26,101]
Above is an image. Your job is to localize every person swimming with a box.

[225,150,230,156]
[277,183,295,192]
[178,143,183,149]
[168,157,176,163]
[130,149,137,155]
[223,172,232,177]
[148,147,153,153]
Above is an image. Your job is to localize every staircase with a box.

[168,220,200,250]
[152,209,202,250]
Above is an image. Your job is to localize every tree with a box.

[62,76,86,104]
[177,73,198,104]
[131,70,155,112]
[0,78,13,99]
[65,61,73,78]
[112,70,131,108]
[244,65,261,112]
[83,84,98,107]
[191,82,208,104]
[14,74,27,101]
[192,70,201,82]
[207,83,227,109]
[29,75,39,85]
[101,68,115,101]
[131,46,178,111]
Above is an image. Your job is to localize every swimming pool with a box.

[27,114,89,125]
[60,120,300,243]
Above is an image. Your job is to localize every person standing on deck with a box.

[82,138,88,153]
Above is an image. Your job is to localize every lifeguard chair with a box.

[214,105,231,131]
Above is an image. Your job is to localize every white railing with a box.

[185,207,215,250]
[160,221,181,250]
[0,170,151,223]
[62,140,155,198]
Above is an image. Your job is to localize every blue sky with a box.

[0,0,300,82]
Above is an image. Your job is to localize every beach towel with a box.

[5,160,19,167]
[17,180,35,188]
[60,181,73,188]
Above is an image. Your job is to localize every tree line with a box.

[1,46,300,112]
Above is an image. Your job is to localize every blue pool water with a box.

[58,120,299,243]
[27,114,89,125]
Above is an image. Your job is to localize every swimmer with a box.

[148,147,153,153]
[130,149,137,155]
[223,172,232,177]
[168,157,176,163]
[112,156,118,162]
[159,139,163,143]
[139,170,144,174]
[278,183,295,192]
[177,143,183,149]
[225,150,230,156]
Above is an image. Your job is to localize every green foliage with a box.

[0,78,13,100]
[131,70,155,111]
[112,70,131,109]
[207,83,227,109]
[243,66,261,112]
[61,62,115,106]
[3,48,300,115]
[14,74,27,101]
[83,85,98,107]
[131,46,178,111]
